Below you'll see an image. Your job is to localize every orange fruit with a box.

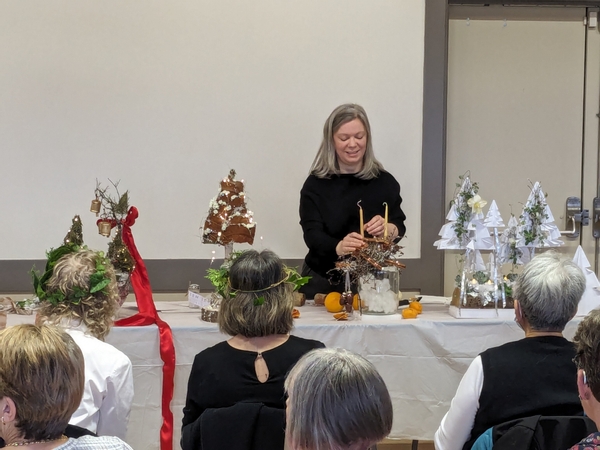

[409,301,423,313]
[353,294,361,311]
[324,292,344,313]
[402,308,418,319]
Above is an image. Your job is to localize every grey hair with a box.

[513,251,585,332]
[310,104,384,180]
[285,348,393,450]
[218,249,294,337]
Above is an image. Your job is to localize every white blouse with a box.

[66,326,134,440]
[434,356,484,450]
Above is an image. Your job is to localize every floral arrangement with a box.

[501,215,523,268]
[519,182,549,246]
[451,174,485,246]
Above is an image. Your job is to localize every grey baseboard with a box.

[0,258,429,294]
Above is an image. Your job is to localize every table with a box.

[103,298,582,449]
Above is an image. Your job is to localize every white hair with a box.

[285,348,393,450]
[513,251,585,331]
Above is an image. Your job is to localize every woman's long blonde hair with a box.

[40,249,119,340]
[310,104,383,180]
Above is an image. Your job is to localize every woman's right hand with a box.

[335,232,365,256]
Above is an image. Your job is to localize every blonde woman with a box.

[38,248,133,440]
[299,104,406,298]
[0,324,131,449]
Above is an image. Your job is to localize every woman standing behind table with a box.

[299,104,406,299]
[181,249,325,450]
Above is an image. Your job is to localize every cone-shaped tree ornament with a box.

[63,215,84,246]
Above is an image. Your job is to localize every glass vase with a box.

[359,266,399,315]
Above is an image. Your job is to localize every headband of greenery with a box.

[32,244,113,306]
[206,250,310,306]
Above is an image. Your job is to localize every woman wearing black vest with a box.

[434,252,585,450]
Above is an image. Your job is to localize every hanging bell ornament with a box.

[90,198,101,216]
[98,220,112,237]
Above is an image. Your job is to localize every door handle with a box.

[593,197,600,239]
[559,197,589,238]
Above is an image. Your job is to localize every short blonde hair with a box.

[40,249,119,340]
[0,325,84,441]
[310,104,384,180]
[218,249,294,337]
[285,348,393,450]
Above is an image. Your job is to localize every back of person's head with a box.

[218,249,294,337]
[573,309,600,401]
[40,248,118,340]
[513,251,585,332]
[285,348,393,450]
[310,103,382,180]
[0,324,84,441]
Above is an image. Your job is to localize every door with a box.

[445,5,600,295]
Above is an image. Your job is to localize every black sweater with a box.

[181,336,324,450]
[299,171,406,277]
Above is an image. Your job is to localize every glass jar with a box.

[359,266,399,315]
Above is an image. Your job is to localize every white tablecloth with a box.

[100,298,582,449]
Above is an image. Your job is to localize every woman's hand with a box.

[365,215,386,237]
[336,232,365,256]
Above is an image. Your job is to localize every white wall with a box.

[0,0,424,260]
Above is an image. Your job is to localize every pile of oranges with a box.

[324,292,360,313]
[401,300,423,319]
[321,292,423,319]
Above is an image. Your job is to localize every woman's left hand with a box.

[365,215,385,237]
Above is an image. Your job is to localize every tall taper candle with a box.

[383,202,389,239]
[358,200,364,237]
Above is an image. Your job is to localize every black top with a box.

[299,171,406,278]
[181,335,324,434]
[464,336,583,450]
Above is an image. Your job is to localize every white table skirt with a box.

[97,297,582,449]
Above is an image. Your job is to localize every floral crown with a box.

[227,268,310,306]
[32,244,113,306]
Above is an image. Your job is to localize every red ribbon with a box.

[112,207,175,450]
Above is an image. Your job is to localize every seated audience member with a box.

[570,309,600,449]
[0,324,131,449]
[181,249,325,450]
[38,247,134,439]
[285,348,393,450]
[434,251,585,450]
